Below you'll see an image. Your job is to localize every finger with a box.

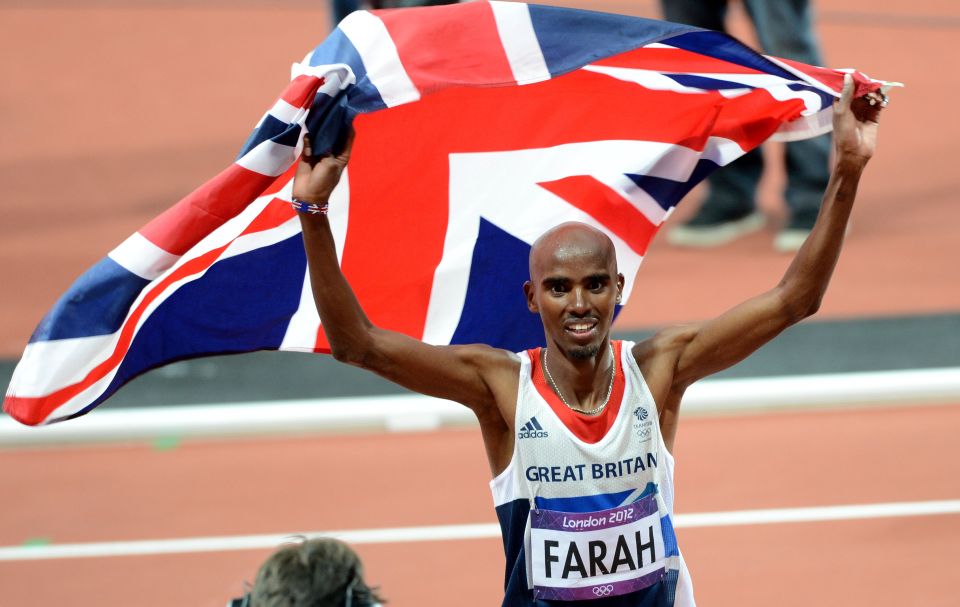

[332,126,356,158]
[851,94,882,124]
[862,97,883,123]
[835,73,854,113]
[864,90,884,106]
[344,127,356,153]
[302,133,313,158]
[867,91,889,108]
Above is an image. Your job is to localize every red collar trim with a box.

[528,340,626,444]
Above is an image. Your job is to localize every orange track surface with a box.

[2,403,959,606]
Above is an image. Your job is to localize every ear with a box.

[616,273,625,304]
[523,280,538,313]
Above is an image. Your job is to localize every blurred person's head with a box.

[231,537,384,607]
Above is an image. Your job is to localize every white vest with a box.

[489,340,695,606]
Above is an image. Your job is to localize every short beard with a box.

[569,343,600,360]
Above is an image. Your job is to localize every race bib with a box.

[529,493,666,601]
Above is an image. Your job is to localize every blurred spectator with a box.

[228,537,385,607]
[332,0,460,27]
[662,0,833,252]
[332,0,360,28]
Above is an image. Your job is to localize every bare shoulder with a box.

[452,342,522,414]
[631,325,699,372]
[359,330,521,420]
[631,325,700,406]
[454,342,521,383]
[455,341,522,366]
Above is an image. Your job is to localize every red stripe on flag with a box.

[329,115,452,344]
[3,203,296,426]
[280,74,325,109]
[593,47,767,75]
[772,58,879,97]
[263,165,297,199]
[537,176,659,256]
[712,88,804,150]
[139,164,277,256]
[244,198,296,235]
[376,1,515,93]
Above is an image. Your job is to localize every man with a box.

[228,537,385,607]
[661,0,833,252]
[290,76,884,606]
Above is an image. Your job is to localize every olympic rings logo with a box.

[592,585,615,597]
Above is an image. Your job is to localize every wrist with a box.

[834,153,869,173]
[290,189,330,204]
[290,198,329,215]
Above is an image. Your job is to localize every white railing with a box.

[2,367,959,445]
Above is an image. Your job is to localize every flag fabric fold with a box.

[4,1,883,426]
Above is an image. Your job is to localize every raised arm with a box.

[640,75,886,416]
[291,132,518,420]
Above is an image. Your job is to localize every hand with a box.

[292,130,355,204]
[832,74,886,165]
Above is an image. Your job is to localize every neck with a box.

[543,340,615,410]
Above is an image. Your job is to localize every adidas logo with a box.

[518,416,549,439]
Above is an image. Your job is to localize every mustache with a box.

[563,315,600,323]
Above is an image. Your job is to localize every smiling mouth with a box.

[564,319,599,335]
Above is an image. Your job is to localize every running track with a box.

[2,402,958,606]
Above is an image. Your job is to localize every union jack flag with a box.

[4,1,882,426]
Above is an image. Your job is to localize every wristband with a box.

[290,198,329,215]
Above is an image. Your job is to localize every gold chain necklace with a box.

[542,343,615,416]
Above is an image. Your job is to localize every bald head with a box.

[529,222,618,280]
[524,223,623,360]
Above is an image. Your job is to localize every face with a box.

[524,224,624,361]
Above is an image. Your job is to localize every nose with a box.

[569,287,589,315]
